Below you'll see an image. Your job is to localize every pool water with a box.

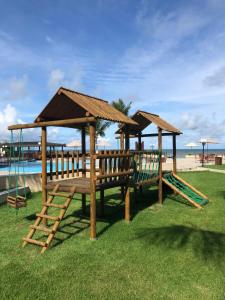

[1,160,84,174]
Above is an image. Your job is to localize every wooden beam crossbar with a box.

[8,116,96,130]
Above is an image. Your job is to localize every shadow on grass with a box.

[44,187,160,247]
[134,225,225,265]
[23,187,162,249]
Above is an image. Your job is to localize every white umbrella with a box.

[97,138,111,149]
[185,142,199,148]
[66,140,81,148]
[199,138,219,144]
[199,138,219,166]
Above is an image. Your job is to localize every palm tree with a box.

[95,119,111,139]
[77,119,110,142]
[111,98,132,116]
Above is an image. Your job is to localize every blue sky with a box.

[1,0,225,149]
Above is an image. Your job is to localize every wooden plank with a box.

[61,151,64,179]
[45,203,66,209]
[96,153,132,158]
[22,237,46,247]
[66,151,69,178]
[30,225,52,234]
[8,116,96,130]
[50,151,53,180]
[81,127,86,215]
[89,123,96,240]
[125,132,130,150]
[41,127,47,211]
[76,151,79,177]
[36,214,60,221]
[158,127,163,204]
[97,170,132,179]
[173,134,177,174]
[72,151,75,177]
[55,151,59,179]
[125,186,130,222]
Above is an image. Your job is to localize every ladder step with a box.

[30,225,53,234]
[23,237,46,247]
[7,196,16,202]
[48,192,72,198]
[36,214,60,221]
[45,203,66,209]
[17,195,26,201]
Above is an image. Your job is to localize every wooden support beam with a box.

[120,132,124,150]
[81,127,86,215]
[116,132,181,139]
[100,189,104,217]
[41,127,47,224]
[125,132,130,150]
[125,186,130,222]
[138,133,142,151]
[8,116,96,130]
[158,127,163,204]
[173,134,177,174]
[89,123,96,240]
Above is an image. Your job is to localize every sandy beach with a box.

[163,156,225,171]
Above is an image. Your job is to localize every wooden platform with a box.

[46,177,127,194]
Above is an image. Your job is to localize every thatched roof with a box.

[35,87,137,126]
[116,110,182,134]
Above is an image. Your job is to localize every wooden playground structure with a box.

[7,87,209,253]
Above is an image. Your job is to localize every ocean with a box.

[163,149,225,158]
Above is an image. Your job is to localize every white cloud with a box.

[48,127,59,140]
[46,35,54,43]
[0,104,41,142]
[0,104,19,141]
[48,69,65,89]
[48,66,84,91]
[179,112,225,141]
[0,75,29,101]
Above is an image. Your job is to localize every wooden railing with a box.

[47,149,160,183]
[96,150,132,184]
[47,151,89,180]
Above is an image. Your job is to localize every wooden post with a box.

[89,123,96,240]
[41,127,47,225]
[158,127,163,204]
[61,151,64,179]
[99,150,104,217]
[172,134,177,174]
[81,127,86,215]
[125,131,130,151]
[125,130,130,221]
[120,132,124,150]
[72,151,75,177]
[119,136,125,200]
[138,133,142,151]
[125,186,130,222]
[55,151,58,179]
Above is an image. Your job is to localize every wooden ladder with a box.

[22,184,76,254]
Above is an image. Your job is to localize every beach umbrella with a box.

[185,142,199,151]
[185,142,198,148]
[97,138,111,150]
[66,140,81,149]
[199,138,219,166]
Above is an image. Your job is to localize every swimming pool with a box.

[0,160,83,174]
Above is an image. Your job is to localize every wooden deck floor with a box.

[47,177,127,194]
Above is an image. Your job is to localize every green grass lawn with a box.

[0,171,225,299]
[204,164,225,170]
